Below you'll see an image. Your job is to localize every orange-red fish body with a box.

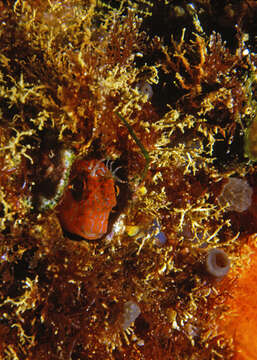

[57,159,117,240]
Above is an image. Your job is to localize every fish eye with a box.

[71,173,87,201]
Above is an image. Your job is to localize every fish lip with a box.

[81,231,105,240]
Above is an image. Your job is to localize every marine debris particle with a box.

[0,1,257,359]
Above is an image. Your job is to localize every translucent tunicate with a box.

[136,81,153,100]
[218,177,253,213]
[122,301,141,331]
[38,148,75,211]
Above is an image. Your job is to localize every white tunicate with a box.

[122,301,141,331]
[206,248,230,278]
[218,177,253,213]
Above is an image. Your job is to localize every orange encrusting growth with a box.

[218,236,257,360]
[57,159,117,240]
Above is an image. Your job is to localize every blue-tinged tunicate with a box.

[150,219,167,247]
[122,301,141,331]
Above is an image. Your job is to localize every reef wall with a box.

[0,1,257,359]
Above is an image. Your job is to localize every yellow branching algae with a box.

[0,1,257,359]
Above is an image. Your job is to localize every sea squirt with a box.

[218,177,253,213]
[205,248,230,278]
